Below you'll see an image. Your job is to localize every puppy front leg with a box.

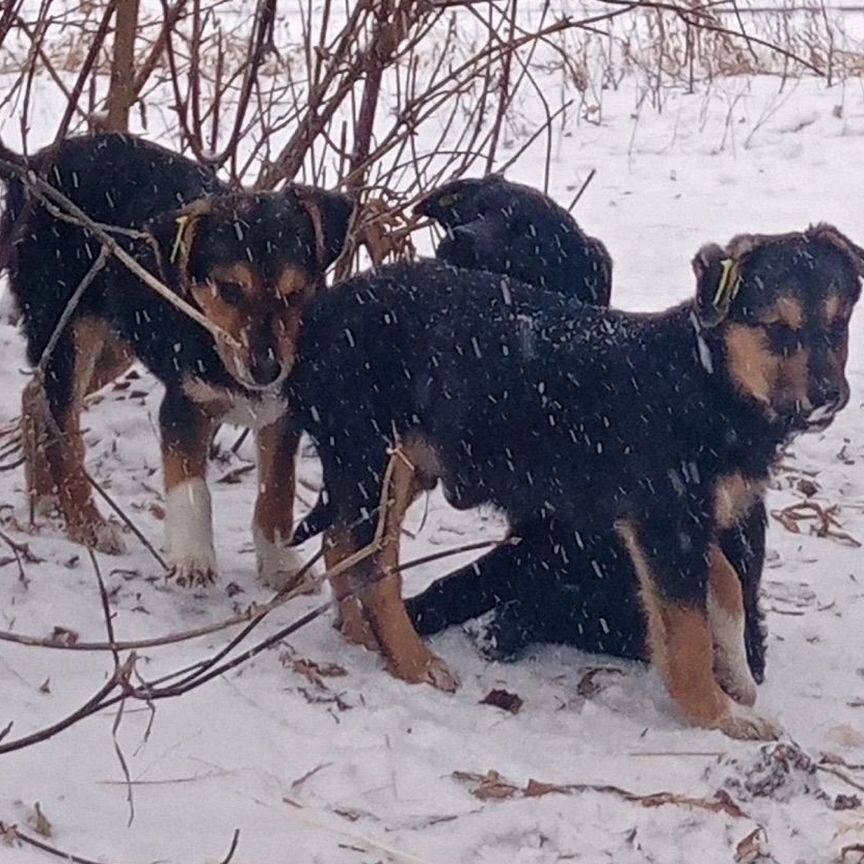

[707,544,758,707]
[253,414,309,592]
[160,390,218,586]
[617,518,778,741]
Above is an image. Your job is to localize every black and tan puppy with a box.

[286,225,862,738]
[289,174,613,547]
[415,174,612,304]
[0,132,352,585]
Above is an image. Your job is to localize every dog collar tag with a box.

[170,215,191,264]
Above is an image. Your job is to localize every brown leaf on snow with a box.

[452,770,520,800]
[39,678,50,694]
[29,803,52,838]
[735,827,769,863]
[453,770,749,817]
[49,626,79,646]
[479,688,523,714]
[576,666,625,698]
[283,654,348,689]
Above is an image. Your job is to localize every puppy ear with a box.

[693,242,740,328]
[414,177,488,225]
[147,199,211,293]
[808,222,864,280]
[293,188,355,271]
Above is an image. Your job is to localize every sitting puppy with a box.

[0,132,352,585]
[289,174,612,546]
[286,225,862,739]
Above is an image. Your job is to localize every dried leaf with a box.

[30,803,52,838]
[39,678,50,694]
[576,666,624,698]
[833,794,861,811]
[479,688,523,714]
[735,827,768,863]
[49,627,79,645]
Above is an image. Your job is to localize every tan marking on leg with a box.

[713,472,763,530]
[21,379,57,517]
[324,525,379,650]
[253,415,310,591]
[708,545,757,706]
[43,319,126,553]
[86,335,133,394]
[359,443,458,692]
[617,521,777,739]
[823,293,841,324]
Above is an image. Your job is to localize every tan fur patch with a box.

[616,521,730,727]
[253,415,299,545]
[760,296,803,330]
[277,265,314,297]
[823,294,842,324]
[713,472,763,530]
[777,347,810,406]
[724,324,776,405]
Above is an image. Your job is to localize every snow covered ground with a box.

[1,21,864,864]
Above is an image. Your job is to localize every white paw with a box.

[32,493,59,517]
[169,554,218,588]
[254,526,317,593]
[715,649,758,707]
[165,479,217,584]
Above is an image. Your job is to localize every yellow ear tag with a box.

[170,214,191,264]
[712,258,741,310]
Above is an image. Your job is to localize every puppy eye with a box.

[216,281,245,305]
[436,193,460,208]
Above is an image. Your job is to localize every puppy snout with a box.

[249,348,282,386]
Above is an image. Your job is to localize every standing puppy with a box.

[0,133,352,585]
[287,225,862,738]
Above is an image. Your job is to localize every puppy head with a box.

[150,187,353,390]
[693,225,863,431]
[415,175,612,307]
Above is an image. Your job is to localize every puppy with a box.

[286,225,862,738]
[289,174,612,546]
[0,132,352,585]
[415,174,612,304]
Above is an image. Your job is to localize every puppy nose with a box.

[250,351,281,386]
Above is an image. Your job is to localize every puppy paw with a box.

[715,708,781,741]
[716,665,758,708]
[67,517,127,555]
[388,649,460,693]
[168,555,217,588]
[337,598,380,650]
[255,528,319,594]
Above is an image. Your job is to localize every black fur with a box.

[290,175,612,547]
[415,174,612,305]
[287,230,860,703]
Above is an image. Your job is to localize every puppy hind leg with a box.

[359,449,458,692]
[43,321,126,554]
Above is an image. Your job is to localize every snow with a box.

[1,12,864,864]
